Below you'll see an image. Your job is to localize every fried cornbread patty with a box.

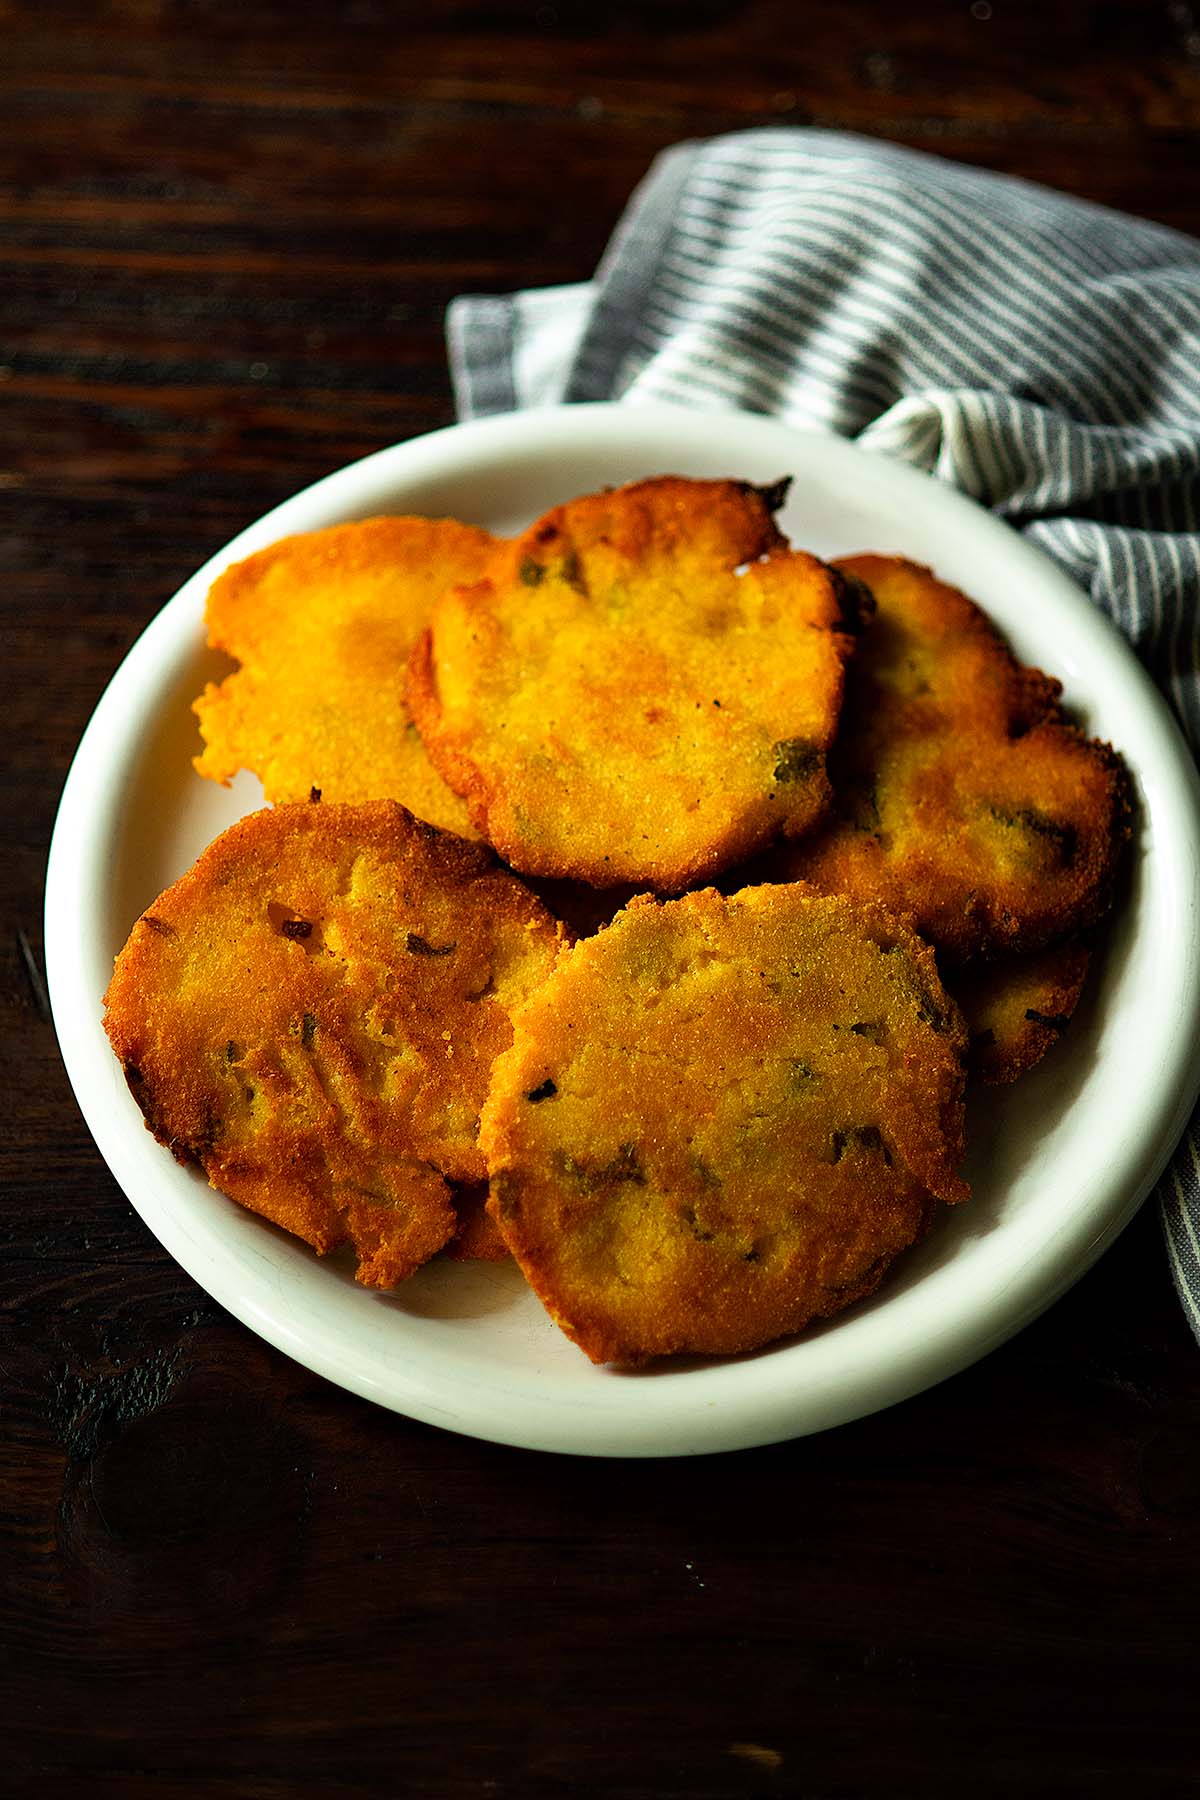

[104,800,564,1287]
[763,556,1131,963]
[193,516,493,835]
[408,477,865,890]
[952,939,1092,1086]
[481,884,968,1365]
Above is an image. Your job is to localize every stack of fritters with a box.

[756,554,1131,1082]
[104,474,1131,1365]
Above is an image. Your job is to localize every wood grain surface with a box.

[4,3,1200,1795]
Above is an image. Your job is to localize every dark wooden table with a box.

[5,4,1200,1795]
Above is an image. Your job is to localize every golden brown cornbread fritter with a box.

[481,883,968,1365]
[194,516,493,835]
[952,938,1092,1085]
[762,555,1131,964]
[407,476,866,890]
[103,800,564,1286]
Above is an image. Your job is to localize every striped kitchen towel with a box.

[446,127,1200,1340]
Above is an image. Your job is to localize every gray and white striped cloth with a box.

[447,127,1200,1340]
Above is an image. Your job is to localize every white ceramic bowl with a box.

[46,403,1200,1456]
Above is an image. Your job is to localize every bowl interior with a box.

[47,404,1200,1455]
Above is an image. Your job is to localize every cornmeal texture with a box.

[481,884,969,1365]
[194,516,493,835]
[765,556,1131,962]
[952,939,1091,1085]
[104,801,564,1286]
[408,477,864,889]
[444,1181,510,1263]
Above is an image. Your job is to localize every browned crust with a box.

[763,554,1133,963]
[193,515,494,835]
[481,882,968,1365]
[407,476,865,891]
[443,1181,511,1263]
[104,799,564,1287]
[952,939,1092,1085]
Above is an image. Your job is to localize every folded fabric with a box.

[446,127,1200,1341]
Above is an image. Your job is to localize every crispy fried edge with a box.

[781,553,1135,961]
[481,882,968,1364]
[103,798,564,1285]
[407,478,867,889]
[953,939,1092,1085]
[192,515,494,830]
